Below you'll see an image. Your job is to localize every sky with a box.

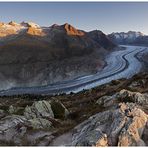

[0,2,148,34]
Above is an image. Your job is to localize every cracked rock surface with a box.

[71,89,148,146]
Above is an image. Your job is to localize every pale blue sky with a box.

[0,2,148,34]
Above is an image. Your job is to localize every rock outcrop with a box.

[0,115,27,145]
[24,100,69,120]
[0,99,69,146]
[24,100,54,119]
[71,89,148,146]
[0,114,54,146]
[50,99,69,119]
[72,102,147,146]
[96,89,148,108]
[64,23,85,36]
[27,27,45,36]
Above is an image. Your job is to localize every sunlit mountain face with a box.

[0,21,116,91]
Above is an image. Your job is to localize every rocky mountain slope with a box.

[0,21,116,90]
[133,35,148,46]
[108,31,148,46]
[0,72,147,146]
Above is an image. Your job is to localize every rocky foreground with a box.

[0,73,147,146]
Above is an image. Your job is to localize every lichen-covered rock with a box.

[28,118,52,130]
[24,99,69,120]
[71,103,147,146]
[24,100,54,120]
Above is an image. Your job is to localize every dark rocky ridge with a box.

[0,22,116,90]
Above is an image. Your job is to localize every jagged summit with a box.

[109,31,145,39]
[62,23,85,36]
[108,31,146,45]
[0,21,95,38]
[50,23,59,28]
[0,21,40,28]
[8,21,20,26]
[20,21,40,28]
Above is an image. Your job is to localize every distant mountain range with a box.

[0,21,116,90]
[108,31,148,46]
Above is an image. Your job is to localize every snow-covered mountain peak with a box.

[20,21,40,28]
[108,31,146,45]
[110,31,144,40]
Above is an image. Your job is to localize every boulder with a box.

[24,99,69,120]
[50,99,69,119]
[71,103,147,146]
[24,100,54,120]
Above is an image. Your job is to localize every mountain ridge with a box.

[108,31,148,46]
[0,21,116,90]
